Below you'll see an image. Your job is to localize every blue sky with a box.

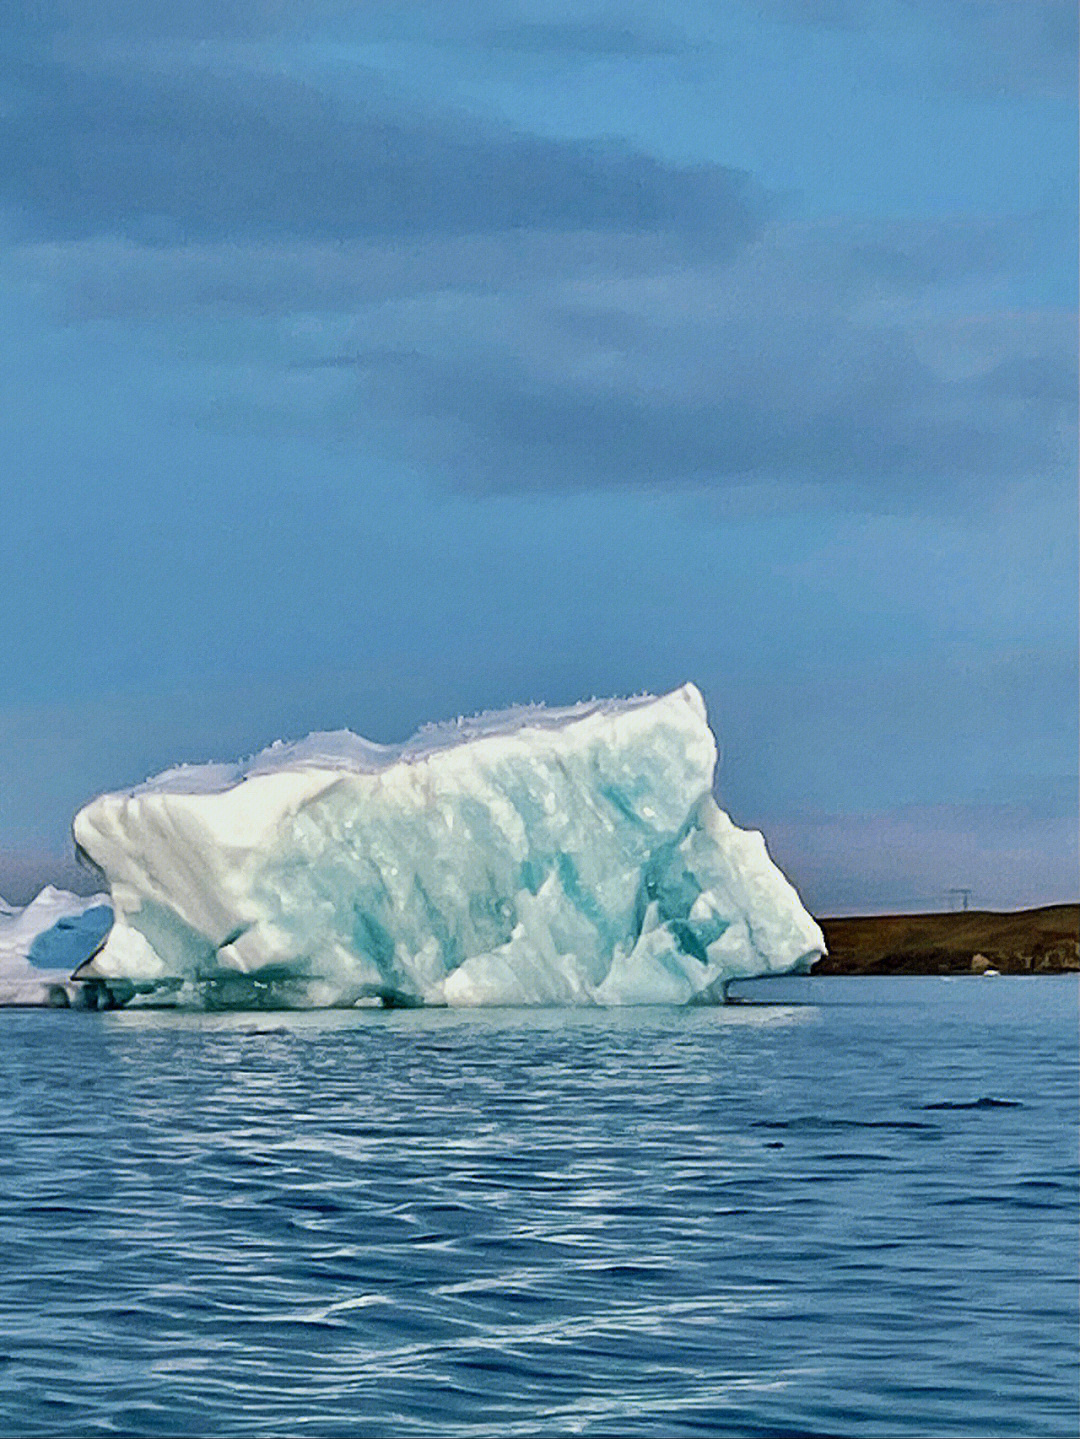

[2,0,1076,911]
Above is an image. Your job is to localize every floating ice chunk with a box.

[72,684,824,1008]
[0,886,112,1006]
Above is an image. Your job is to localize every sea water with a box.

[1,977,1076,1437]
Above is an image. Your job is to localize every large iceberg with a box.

[0,887,112,1006]
[72,684,823,1008]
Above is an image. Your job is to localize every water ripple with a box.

[0,977,1077,1437]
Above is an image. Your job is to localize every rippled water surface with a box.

[2,977,1077,1437]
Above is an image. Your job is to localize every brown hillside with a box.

[814,904,1079,975]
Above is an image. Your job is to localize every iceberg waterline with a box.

[70,683,824,1008]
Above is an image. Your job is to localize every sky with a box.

[1,0,1077,912]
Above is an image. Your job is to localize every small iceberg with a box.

[0,887,112,1006]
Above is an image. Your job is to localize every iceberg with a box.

[0,886,112,1006]
[72,684,823,1008]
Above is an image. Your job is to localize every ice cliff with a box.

[72,684,823,1008]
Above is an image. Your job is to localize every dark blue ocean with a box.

[1,976,1077,1437]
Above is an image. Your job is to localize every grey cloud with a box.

[9,0,1076,100]
[12,209,1071,498]
[10,230,707,321]
[262,219,1075,495]
[2,5,1070,503]
[1,58,762,245]
[12,210,1060,320]
[928,0,1078,97]
[384,339,1072,494]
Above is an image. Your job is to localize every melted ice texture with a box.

[73,685,824,1007]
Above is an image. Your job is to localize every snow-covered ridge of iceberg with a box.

[0,887,112,1006]
[73,684,824,1008]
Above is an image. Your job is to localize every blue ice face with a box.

[27,906,113,972]
[73,687,824,1007]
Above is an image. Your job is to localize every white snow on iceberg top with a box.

[73,684,824,1009]
[126,690,672,796]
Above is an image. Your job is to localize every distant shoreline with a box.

[812,904,1079,975]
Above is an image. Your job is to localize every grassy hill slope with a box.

[814,905,1079,974]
